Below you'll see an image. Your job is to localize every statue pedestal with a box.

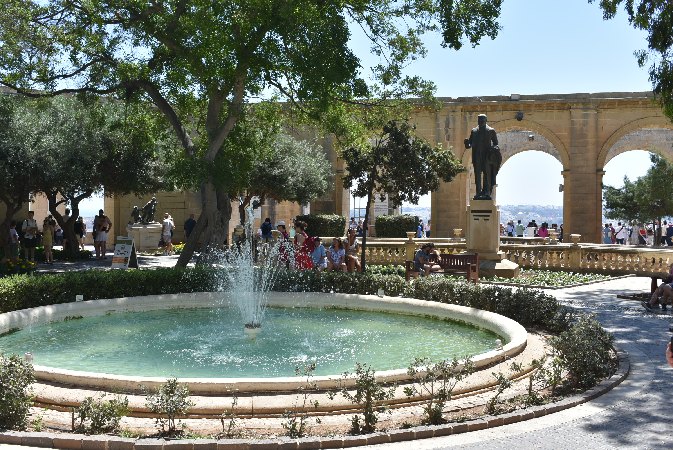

[466,199,519,278]
[127,223,163,251]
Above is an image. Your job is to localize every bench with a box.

[405,253,479,283]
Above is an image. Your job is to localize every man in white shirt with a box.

[162,213,174,255]
[615,222,628,245]
[21,211,38,262]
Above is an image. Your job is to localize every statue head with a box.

[477,114,487,129]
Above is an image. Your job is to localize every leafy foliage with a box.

[375,214,420,238]
[405,357,474,425]
[0,353,34,430]
[550,314,615,389]
[486,269,611,287]
[145,378,194,436]
[603,154,673,244]
[282,363,321,438]
[332,363,395,434]
[295,214,347,238]
[73,395,129,434]
[592,0,673,120]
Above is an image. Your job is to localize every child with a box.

[311,237,327,271]
[8,221,19,261]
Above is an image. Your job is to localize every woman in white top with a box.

[327,238,347,272]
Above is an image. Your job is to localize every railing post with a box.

[568,234,582,270]
[405,232,416,261]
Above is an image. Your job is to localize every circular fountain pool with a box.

[0,306,499,378]
[0,292,528,393]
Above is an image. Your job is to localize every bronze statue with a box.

[140,197,158,224]
[130,206,141,224]
[464,114,501,200]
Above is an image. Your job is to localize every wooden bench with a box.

[405,253,479,283]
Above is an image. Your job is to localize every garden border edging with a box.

[0,348,630,450]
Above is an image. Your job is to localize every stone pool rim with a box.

[0,292,528,394]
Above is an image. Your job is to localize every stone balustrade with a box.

[360,236,673,277]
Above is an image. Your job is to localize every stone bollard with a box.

[405,232,416,261]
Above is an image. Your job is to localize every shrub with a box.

[145,378,194,436]
[0,354,34,430]
[296,214,347,238]
[0,258,36,277]
[550,314,615,389]
[332,363,395,434]
[0,267,220,313]
[365,264,406,277]
[404,357,474,425]
[375,215,419,238]
[73,395,129,434]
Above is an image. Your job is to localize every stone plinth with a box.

[466,199,519,278]
[127,223,162,251]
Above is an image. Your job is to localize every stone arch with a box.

[598,117,673,169]
[460,119,570,169]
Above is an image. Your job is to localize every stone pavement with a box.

[32,245,181,274]
[363,276,673,450]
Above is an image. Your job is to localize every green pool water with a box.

[0,307,500,378]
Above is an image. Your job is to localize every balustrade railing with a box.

[360,236,673,277]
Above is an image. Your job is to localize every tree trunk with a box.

[47,192,89,259]
[655,218,663,247]
[238,195,251,225]
[0,203,22,261]
[175,180,232,268]
[359,179,376,273]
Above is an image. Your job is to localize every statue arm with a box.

[491,129,499,149]
[464,131,472,149]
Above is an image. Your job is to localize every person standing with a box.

[93,209,112,260]
[666,221,673,246]
[74,216,86,250]
[183,213,197,240]
[42,216,55,264]
[615,222,628,245]
[162,213,174,255]
[425,220,431,238]
[21,211,38,262]
[515,220,525,238]
[602,224,612,244]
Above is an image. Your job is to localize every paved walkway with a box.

[32,245,181,273]
[363,276,673,449]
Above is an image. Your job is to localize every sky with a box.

[351,0,657,208]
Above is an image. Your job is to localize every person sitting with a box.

[644,264,673,311]
[345,228,361,272]
[326,238,347,272]
[311,237,327,271]
[423,243,442,276]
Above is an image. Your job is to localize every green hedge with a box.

[0,268,568,331]
[375,215,419,238]
[296,214,347,238]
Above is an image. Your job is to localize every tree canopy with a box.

[0,0,504,266]
[603,153,673,245]
[592,0,673,119]
[342,120,464,269]
[0,95,169,256]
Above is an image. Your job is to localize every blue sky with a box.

[375,0,656,207]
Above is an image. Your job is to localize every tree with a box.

[0,95,42,259]
[238,134,332,225]
[0,0,503,267]
[603,153,673,246]
[6,96,168,257]
[592,1,673,119]
[342,120,464,270]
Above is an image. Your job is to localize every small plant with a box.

[73,395,129,434]
[219,394,239,439]
[404,356,475,425]
[145,378,194,436]
[332,363,395,434]
[550,314,614,389]
[282,362,321,438]
[0,354,35,430]
[486,361,521,414]
[31,413,43,432]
